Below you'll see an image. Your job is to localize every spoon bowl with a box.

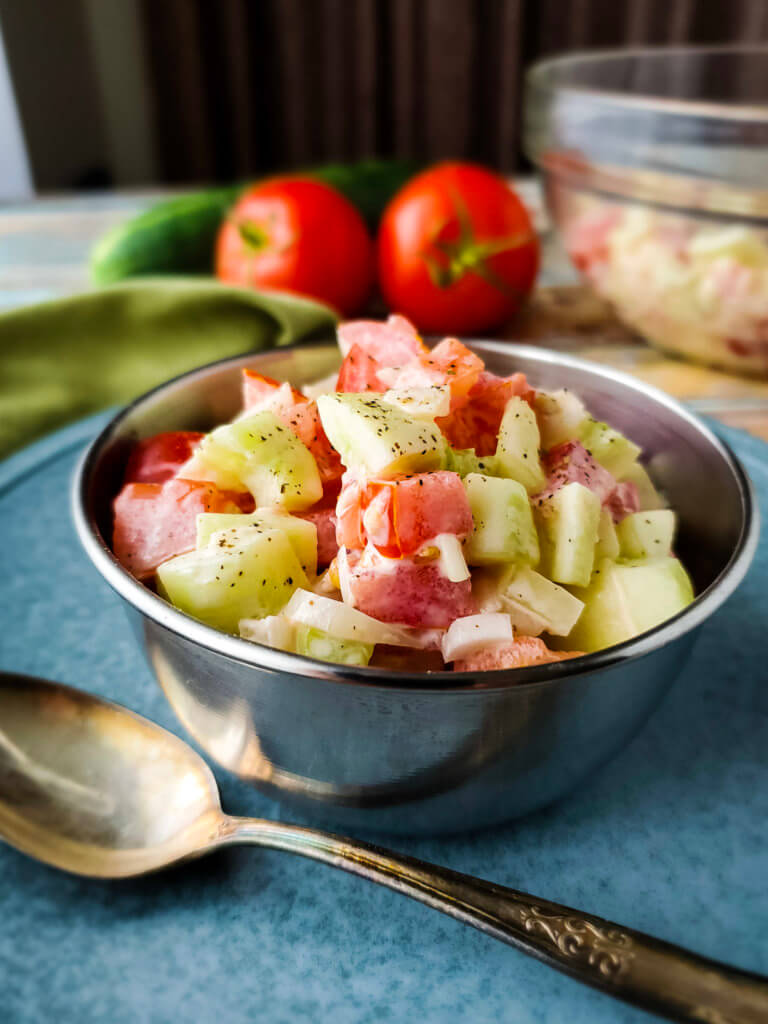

[0,673,221,877]
[1,670,767,1023]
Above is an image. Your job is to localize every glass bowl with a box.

[524,46,768,376]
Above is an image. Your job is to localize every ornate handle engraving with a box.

[518,905,635,981]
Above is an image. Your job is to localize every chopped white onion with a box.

[313,568,341,596]
[431,533,471,583]
[441,613,513,663]
[336,546,355,605]
[282,589,431,648]
[239,616,296,651]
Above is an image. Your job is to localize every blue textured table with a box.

[0,415,766,1024]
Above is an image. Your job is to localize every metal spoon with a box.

[1,671,765,1024]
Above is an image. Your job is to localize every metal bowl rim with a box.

[72,339,759,694]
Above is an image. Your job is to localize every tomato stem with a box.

[423,189,532,292]
[237,219,271,252]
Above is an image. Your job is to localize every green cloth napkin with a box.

[0,278,337,458]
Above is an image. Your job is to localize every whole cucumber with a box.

[90,159,419,286]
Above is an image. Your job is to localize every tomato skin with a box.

[216,178,374,316]
[378,162,539,334]
[336,343,385,393]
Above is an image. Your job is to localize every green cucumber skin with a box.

[90,159,419,286]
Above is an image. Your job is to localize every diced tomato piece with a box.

[337,314,426,364]
[565,207,622,274]
[383,338,483,411]
[347,553,475,628]
[336,479,366,549]
[454,637,583,673]
[242,370,306,411]
[437,370,534,455]
[336,343,385,393]
[298,507,339,566]
[335,472,472,557]
[537,441,616,504]
[124,432,204,484]
[373,472,473,557]
[604,481,640,523]
[241,369,342,485]
[289,404,343,485]
[113,479,244,580]
[535,441,640,522]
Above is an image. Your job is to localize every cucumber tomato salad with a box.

[112,316,694,673]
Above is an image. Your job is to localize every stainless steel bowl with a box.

[72,342,758,835]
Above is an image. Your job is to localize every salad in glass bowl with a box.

[111,315,694,673]
[564,193,768,376]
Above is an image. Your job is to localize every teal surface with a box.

[0,415,766,1024]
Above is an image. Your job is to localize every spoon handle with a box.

[220,817,768,1024]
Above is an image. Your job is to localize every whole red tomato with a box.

[377,162,538,334]
[216,178,374,316]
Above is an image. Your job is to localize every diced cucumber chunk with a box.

[619,462,667,511]
[472,563,584,637]
[445,448,500,478]
[535,481,601,587]
[564,557,694,652]
[534,389,587,448]
[501,565,584,637]
[463,474,539,566]
[578,418,641,478]
[595,507,620,561]
[156,528,307,633]
[190,411,322,510]
[317,393,446,476]
[495,397,546,493]
[197,510,318,578]
[617,510,676,561]
[383,385,451,419]
[295,625,373,666]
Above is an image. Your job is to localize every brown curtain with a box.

[140,0,768,184]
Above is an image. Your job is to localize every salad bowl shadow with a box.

[72,341,758,835]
